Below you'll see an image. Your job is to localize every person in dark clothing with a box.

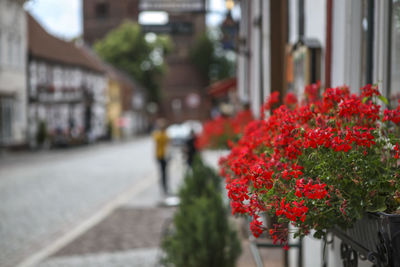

[185,130,198,168]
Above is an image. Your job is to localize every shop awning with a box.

[207,77,237,97]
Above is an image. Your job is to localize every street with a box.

[0,137,184,267]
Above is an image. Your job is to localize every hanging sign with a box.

[139,0,205,13]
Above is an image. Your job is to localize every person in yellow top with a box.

[153,119,170,195]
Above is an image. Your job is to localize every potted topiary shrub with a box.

[219,83,400,266]
[161,157,241,267]
[36,120,47,148]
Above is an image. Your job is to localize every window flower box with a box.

[218,83,400,265]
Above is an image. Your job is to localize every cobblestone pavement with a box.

[38,248,161,267]
[37,207,175,267]
[35,144,185,267]
[0,137,175,267]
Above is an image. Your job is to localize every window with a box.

[29,62,38,97]
[95,2,109,19]
[38,63,47,85]
[390,0,400,102]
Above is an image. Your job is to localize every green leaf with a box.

[366,196,387,212]
[362,97,368,103]
[313,230,324,239]
[378,95,389,105]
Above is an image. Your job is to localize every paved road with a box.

[0,137,166,267]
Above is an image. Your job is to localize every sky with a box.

[24,0,234,40]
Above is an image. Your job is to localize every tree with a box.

[94,22,172,102]
[189,32,235,83]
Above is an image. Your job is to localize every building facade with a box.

[0,0,27,147]
[116,70,147,136]
[82,0,209,123]
[159,11,209,123]
[236,0,286,117]
[238,0,400,114]
[28,14,107,147]
[105,68,123,139]
[79,44,148,139]
[83,0,140,45]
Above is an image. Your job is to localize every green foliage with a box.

[189,32,235,83]
[297,139,399,232]
[94,22,172,102]
[162,157,241,267]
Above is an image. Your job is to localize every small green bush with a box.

[161,157,241,267]
[36,120,47,146]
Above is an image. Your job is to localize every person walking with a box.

[185,129,198,168]
[153,119,170,195]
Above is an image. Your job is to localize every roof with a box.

[78,43,146,93]
[78,43,110,74]
[79,44,144,96]
[207,77,237,97]
[114,68,145,93]
[27,13,103,73]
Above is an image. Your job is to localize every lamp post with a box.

[220,0,238,51]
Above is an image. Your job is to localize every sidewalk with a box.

[38,207,174,267]
[37,148,284,267]
[37,146,185,267]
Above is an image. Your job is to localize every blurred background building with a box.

[0,0,28,147]
[79,45,148,140]
[83,0,140,45]
[0,0,233,148]
[27,14,107,147]
[83,0,209,123]
[112,68,147,137]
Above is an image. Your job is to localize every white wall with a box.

[237,0,270,117]
[305,0,326,84]
[249,0,262,117]
[373,0,390,97]
[0,0,27,145]
[237,0,249,105]
[288,0,298,44]
[289,0,326,89]
[28,59,107,144]
[262,0,271,105]
[305,0,326,48]
[331,0,364,93]
[288,229,323,267]
[330,0,346,87]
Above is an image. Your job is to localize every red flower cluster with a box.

[383,99,400,124]
[220,84,400,248]
[196,109,254,149]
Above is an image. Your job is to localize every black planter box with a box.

[332,212,400,267]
